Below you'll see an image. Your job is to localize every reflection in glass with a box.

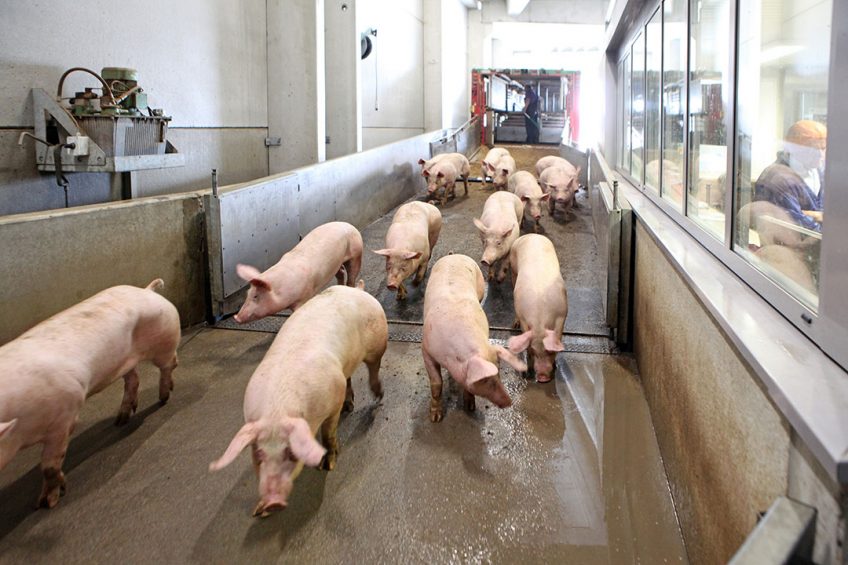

[687,0,729,240]
[623,53,632,173]
[661,0,686,210]
[631,33,645,183]
[644,9,662,193]
[733,0,831,310]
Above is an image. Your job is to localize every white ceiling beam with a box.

[506,0,530,15]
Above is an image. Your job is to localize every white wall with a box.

[359,0,425,149]
[0,0,270,213]
[442,0,470,129]
[325,0,361,159]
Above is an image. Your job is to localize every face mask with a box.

[785,141,825,171]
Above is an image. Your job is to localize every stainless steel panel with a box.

[218,173,300,297]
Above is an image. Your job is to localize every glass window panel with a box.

[644,10,662,193]
[617,64,624,168]
[662,0,686,210]
[623,53,632,172]
[687,0,729,241]
[732,0,831,311]
[631,33,645,183]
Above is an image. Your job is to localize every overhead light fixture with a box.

[477,1,482,9]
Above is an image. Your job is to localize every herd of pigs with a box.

[0,148,582,519]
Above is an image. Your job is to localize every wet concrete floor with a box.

[0,145,688,563]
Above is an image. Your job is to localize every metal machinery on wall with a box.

[21,67,183,205]
[470,68,580,146]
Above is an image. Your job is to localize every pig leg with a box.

[335,266,346,285]
[365,350,385,400]
[496,258,510,284]
[115,368,140,426]
[462,175,469,196]
[423,351,444,423]
[343,378,355,413]
[156,353,178,405]
[412,258,428,286]
[344,254,362,288]
[38,422,74,508]
[320,409,342,471]
[462,389,476,412]
[396,282,407,301]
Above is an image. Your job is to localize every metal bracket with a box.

[265,137,282,147]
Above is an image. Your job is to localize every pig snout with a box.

[534,358,555,383]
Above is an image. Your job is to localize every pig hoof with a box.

[321,451,337,471]
[512,318,521,330]
[342,399,355,413]
[429,409,443,423]
[114,412,129,426]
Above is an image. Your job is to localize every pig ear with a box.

[209,422,260,472]
[372,249,393,257]
[423,170,431,178]
[575,166,582,176]
[501,225,515,239]
[437,172,445,178]
[0,419,18,439]
[494,345,527,372]
[508,330,533,354]
[282,417,326,467]
[543,329,565,352]
[418,158,427,165]
[541,192,551,201]
[467,355,499,385]
[236,263,261,282]
[402,251,422,260]
[473,218,488,233]
[356,279,365,290]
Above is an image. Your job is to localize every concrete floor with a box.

[0,145,688,563]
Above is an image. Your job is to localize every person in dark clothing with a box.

[753,120,826,232]
[523,85,540,144]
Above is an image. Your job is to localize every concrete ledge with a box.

[618,180,848,486]
[0,193,207,344]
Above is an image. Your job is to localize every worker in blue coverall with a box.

[523,85,540,144]
[753,120,827,232]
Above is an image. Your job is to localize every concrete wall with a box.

[0,194,207,346]
[359,0,426,149]
[632,221,845,564]
[325,0,361,159]
[0,0,270,215]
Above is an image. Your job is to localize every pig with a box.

[210,283,388,517]
[482,147,510,184]
[234,221,363,324]
[421,254,526,422]
[535,155,576,177]
[0,279,180,508]
[421,153,470,206]
[373,201,442,300]
[491,154,516,191]
[539,165,580,220]
[508,171,550,233]
[507,235,567,383]
[473,191,524,283]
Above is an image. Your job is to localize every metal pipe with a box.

[17,131,51,147]
[211,169,218,198]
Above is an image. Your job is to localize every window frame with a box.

[613,0,847,371]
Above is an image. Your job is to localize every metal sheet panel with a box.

[218,173,300,297]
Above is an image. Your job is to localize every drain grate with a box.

[214,315,613,354]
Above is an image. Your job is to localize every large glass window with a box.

[631,33,646,183]
[623,53,632,172]
[687,0,730,241]
[644,9,662,194]
[661,0,686,210]
[733,0,831,310]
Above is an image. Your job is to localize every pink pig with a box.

[473,191,524,283]
[234,221,363,323]
[482,148,510,185]
[421,255,526,422]
[210,283,387,517]
[508,171,550,232]
[491,154,516,191]
[507,235,567,383]
[0,279,180,508]
[537,157,581,220]
[373,201,442,300]
[421,153,470,206]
